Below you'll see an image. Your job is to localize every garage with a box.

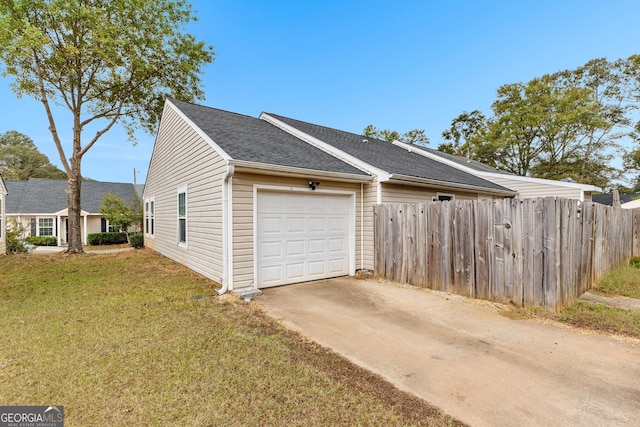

[256,190,353,288]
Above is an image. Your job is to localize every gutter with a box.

[229,159,372,183]
[388,174,517,197]
[219,164,235,295]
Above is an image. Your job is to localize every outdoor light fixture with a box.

[308,181,320,190]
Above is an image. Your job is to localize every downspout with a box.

[219,164,235,295]
[360,182,364,271]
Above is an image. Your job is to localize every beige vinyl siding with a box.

[381,182,479,204]
[232,172,363,289]
[488,175,582,200]
[362,181,378,271]
[144,104,226,284]
[0,193,5,254]
[86,216,102,235]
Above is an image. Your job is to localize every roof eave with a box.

[388,174,517,197]
[229,160,373,183]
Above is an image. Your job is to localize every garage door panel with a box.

[261,241,282,259]
[309,217,325,232]
[259,217,282,234]
[286,263,305,281]
[329,258,346,273]
[329,238,346,252]
[286,240,305,257]
[286,217,305,233]
[260,265,283,285]
[309,239,325,254]
[308,260,326,276]
[257,192,351,288]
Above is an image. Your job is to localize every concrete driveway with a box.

[257,277,640,427]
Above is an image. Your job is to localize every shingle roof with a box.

[5,178,138,214]
[592,193,640,206]
[169,99,368,176]
[266,113,514,193]
[420,147,513,175]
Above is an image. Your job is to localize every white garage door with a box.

[257,191,351,288]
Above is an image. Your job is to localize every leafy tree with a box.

[6,218,27,254]
[439,110,487,157]
[442,57,635,187]
[0,0,214,253]
[363,125,430,146]
[99,192,141,243]
[0,130,65,179]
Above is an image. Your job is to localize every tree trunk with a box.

[66,158,83,253]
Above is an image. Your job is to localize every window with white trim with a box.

[38,217,54,236]
[177,187,187,246]
[144,197,155,237]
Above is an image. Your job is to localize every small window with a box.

[144,198,155,237]
[177,188,187,246]
[38,218,54,236]
[145,202,149,234]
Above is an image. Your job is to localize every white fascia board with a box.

[391,140,602,193]
[260,113,390,181]
[391,140,480,175]
[0,174,6,195]
[230,160,372,183]
[478,171,602,192]
[7,210,92,216]
[388,174,517,196]
[165,99,232,163]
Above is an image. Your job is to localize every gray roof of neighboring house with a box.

[5,178,138,214]
[266,113,514,193]
[592,193,640,206]
[420,147,513,175]
[169,99,368,176]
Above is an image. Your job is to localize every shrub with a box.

[6,219,27,254]
[629,256,640,268]
[25,236,58,246]
[129,233,144,249]
[87,232,127,245]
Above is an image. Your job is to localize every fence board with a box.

[375,198,640,311]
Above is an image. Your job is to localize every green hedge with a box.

[87,232,127,245]
[25,236,58,246]
[129,233,144,249]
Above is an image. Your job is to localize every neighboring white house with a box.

[391,141,602,201]
[621,198,640,210]
[4,178,141,246]
[0,173,6,255]
[143,99,517,295]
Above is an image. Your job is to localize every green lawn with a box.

[594,263,640,299]
[512,262,640,339]
[0,251,462,427]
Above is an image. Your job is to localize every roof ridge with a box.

[264,112,389,144]
[170,98,259,122]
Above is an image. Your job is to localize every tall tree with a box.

[0,0,214,253]
[0,130,66,179]
[442,58,634,187]
[363,125,430,146]
[439,110,487,157]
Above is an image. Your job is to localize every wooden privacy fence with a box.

[374,197,640,311]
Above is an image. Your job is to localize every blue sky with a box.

[1,0,639,183]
